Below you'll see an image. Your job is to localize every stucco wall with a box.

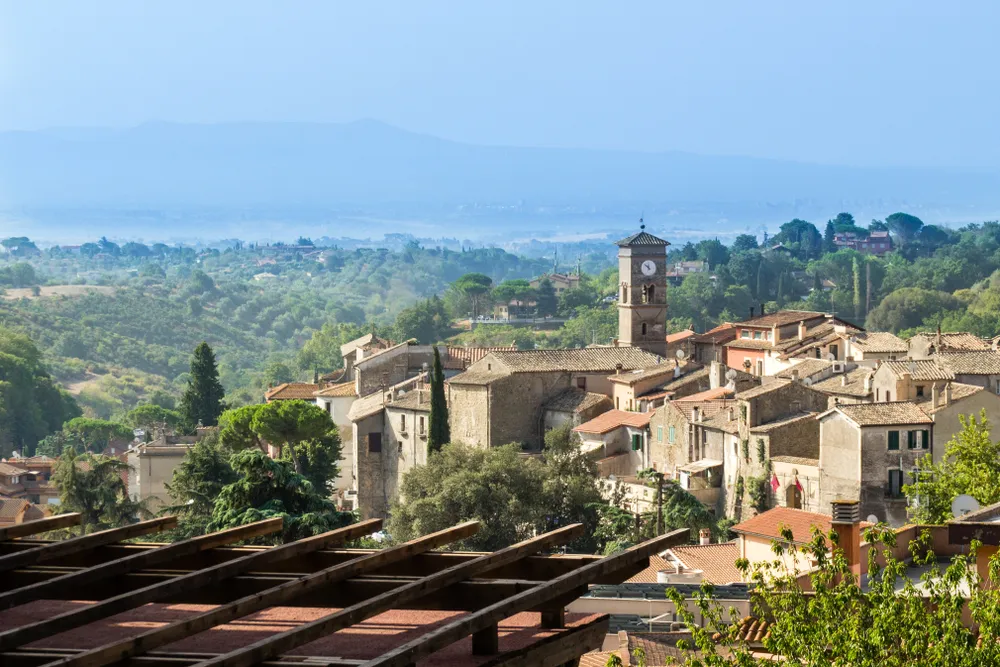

[929,391,1000,463]
[771,460,820,512]
[354,413,386,519]
[859,425,929,526]
[818,414,862,516]
[447,383,491,448]
[648,403,690,475]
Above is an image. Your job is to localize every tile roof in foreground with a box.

[733,506,870,545]
[910,331,990,351]
[734,309,828,328]
[810,367,873,397]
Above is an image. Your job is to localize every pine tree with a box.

[181,342,226,427]
[428,346,450,452]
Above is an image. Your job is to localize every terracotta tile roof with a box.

[354,340,412,368]
[667,542,742,585]
[770,455,819,466]
[544,389,613,414]
[385,389,431,412]
[574,410,652,435]
[749,411,816,434]
[0,463,30,477]
[724,337,777,350]
[314,381,357,398]
[625,554,672,583]
[347,375,426,421]
[911,331,990,351]
[579,651,621,667]
[339,333,393,357]
[940,351,1000,375]
[774,359,831,379]
[674,387,734,402]
[452,348,664,386]
[609,363,684,386]
[735,309,828,328]
[656,366,709,392]
[626,633,686,666]
[916,382,986,414]
[264,383,319,401]
[735,379,792,400]
[810,367,873,397]
[690,322,738,345]
[850,331,907,353]
[446,345,517,364]
[880,360,955,381]
[830,401,933,427]
[616,229,670,247]
[0,496,29,519]
[733,506,868,544]
[666,329,695,344]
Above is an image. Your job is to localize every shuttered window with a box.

[888,430,899,450]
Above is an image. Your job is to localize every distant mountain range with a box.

[2,120,999,216]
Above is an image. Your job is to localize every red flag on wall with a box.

[795,477,804,492]
[770,473,780,492]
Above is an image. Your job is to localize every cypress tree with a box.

[852,257,862,321]
[181,342,226,427]
[428,346,450,452]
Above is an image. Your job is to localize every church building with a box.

[616,225,670,358]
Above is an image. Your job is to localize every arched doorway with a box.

[786,479,803,509]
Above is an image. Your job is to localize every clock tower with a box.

[616,223,669,358]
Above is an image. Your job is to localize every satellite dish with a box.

[827,353,836,362]
[725,369,738,381]
[951,494,980,518]
[803,378,812,386]
[866,514,879,524]
[675,349,686,360]
[908,361,917,374]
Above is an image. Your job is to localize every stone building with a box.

[915,382,1000,463]
[126,436,197,511]
[809,366,875,406]
[615,227,669,358]
[938,351,1000,394]
[446,347,661,449]
[689,323,737,364]
[817,402,933,526]
[842,331,907,362]
[871,360,955,403]
[313,381,359,496]
[541,389,612,432]
[908,331,990,359]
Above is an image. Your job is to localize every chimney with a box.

[931,382,939,409]
[749,306,755,319]
[790,369,799,382]
[709,360,722,389]
[798,320,807,341]
[863,372,873,393]
[831,499,862,576]
[692,406,701,423]
[616,363,623,375]
[699,528,712,546]
[841,374,848,387]
[945,381,953,406]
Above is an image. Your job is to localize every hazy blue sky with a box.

[1,1,998,167]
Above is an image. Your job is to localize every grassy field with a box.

[2,285,117,300]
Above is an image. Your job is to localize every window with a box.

[616,397,620,409]
[400,414,407,432]
[577,377,587,390]
[754,331,762,340]
[741,330,750,339]
[876,388,880,401]
[641,323,647,336]
[888,430,900,450]
[622,285,628,303]
[419,416,426,435]
[657,425,663,442]
[886,390,892,402]
[631,433,643,451]
[815,348,822,359]
[668,425,676,443]
[887,469,904,498]
[921,429,930,449]
[829,344,839,359]
[367,432,382,453]
[916,386,925,398]
[325,401,332,415]
[756,359,764,376]
[995,379,1000,395]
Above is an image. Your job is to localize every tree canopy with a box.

[181,342,226,427]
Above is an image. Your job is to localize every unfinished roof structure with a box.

[0,513,686,667]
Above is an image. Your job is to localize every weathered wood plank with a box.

[363,528,688,667]
[45,521,477,667]
[0,514,81,542]
[479,615,610,667]
[0,518,381,653]
[0,516,178,573]
[187,523,585,667]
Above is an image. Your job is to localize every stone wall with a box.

[745,382,827,428]
[860,425,929,526]
[648,403,690,474]
[447,383,491,448]
[354,413,386,519]
[488,372,573,448]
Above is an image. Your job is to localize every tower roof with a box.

[615,225,670,247]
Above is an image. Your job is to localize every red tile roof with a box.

[690,322,738,345]
[264,383,319,401]
[673,387,734,402]
[574,410,652,435]
[314,381,356,398]
[666,329,695,344]
[733,507,869,545]
[667,542,742,585]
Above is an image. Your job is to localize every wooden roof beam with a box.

[0,516,177,574]
[0,518,381,653]
[188,523,586,667]
[365,528,688,667]
[46,521,478,667]
[0,513,81,541]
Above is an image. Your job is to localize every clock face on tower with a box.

[640,260,657,276]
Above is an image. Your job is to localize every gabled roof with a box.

[916,382,989,414]
[827,401,933,427]
[457,347,662,380]
[910,331,989,351]
[733,507,869,545]
[573,410,652,435]
[940,351,1000,375]
[734,309,828,328]
[264,383,319,401]
[880,360,955,381]
[0,463,30,477]
[544,389,612,415]
[340,332,385,357]
[0,497,30,519]
[690,322,738,345]
[667,542,743,585]
[850,331,907,353]
[314,381,357,398]
[665,329,695,344]
[608,363,681,386]
[774,359,831,380]
[810,367,874,398]
[735,379,793,400]
[674,387,734,402]
[749,411,817,434]
[615,228,670,247]
[446,345,517,365]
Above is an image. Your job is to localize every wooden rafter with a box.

[0,513,81,541]
[481,614,610,667]
[0,517,283,614]
[45,520,479,667]
[187,523,586,667]
[0,516,177,573]
[364,528,689,667]
[0,518,382,653]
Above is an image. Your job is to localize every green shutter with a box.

[907,431,917,449]
[921,430,930,449]
[657,425,663,442]
[668,426,676,443]
[888,431,899,450]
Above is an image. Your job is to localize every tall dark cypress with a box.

[428,346,450,452]
[181,342,226,427]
